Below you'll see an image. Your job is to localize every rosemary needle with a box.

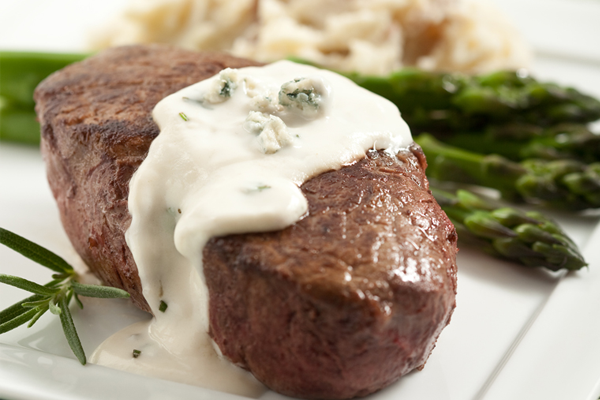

[0,227,131,365]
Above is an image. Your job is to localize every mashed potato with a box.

[91,0,531,75]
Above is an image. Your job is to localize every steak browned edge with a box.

[34,45,458,400]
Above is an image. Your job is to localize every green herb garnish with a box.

[132,349,142,358]
[182,96,213,110]
[159,300,168,312]
[179,112,189,121]
[0,227,131,365]
[257,185,271,191]
[219,80,232,97]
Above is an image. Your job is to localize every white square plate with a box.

[2,1,600,399]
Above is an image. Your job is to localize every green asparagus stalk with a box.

[289,57,600,132]
[432,188,587,271]
[4,53,600,146]
[438,123,600,163]
[0,104,40,145]
[0,52,88,108]
[417,133,600,210]
[0,51,88,145]
[347,68,600,132]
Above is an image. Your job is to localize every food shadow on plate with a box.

[15,295,149,362]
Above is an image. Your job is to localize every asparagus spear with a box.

[289,57,600,131]
[0,51,88,108]
[416,133,600,210]
[0,103,40,145]
[432,188,587,271]
[4,53,600,146]
[438,123,600,163]
[0,51,88,145]
[346,68,600,132]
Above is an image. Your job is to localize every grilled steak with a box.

[35,45,259,311]
[35,45,457,399]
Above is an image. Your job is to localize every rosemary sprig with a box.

[0,227,130,365]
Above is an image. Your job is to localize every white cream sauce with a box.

[91,60,412,397]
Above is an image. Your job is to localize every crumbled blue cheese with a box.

[243,77,282,114]
[203,68,240,103]
[244,111,292,154]
[278,77,324,119]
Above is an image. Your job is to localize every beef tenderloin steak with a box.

[34,45,458,399]
[35,45,260,312]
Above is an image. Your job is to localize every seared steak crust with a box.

[35,45,457,399]
[35,45,259,311]
[205,147,457,399]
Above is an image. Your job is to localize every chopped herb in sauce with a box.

[179,112,189,121]
[242,184,272,194]
[159,300,168,312]
[132,349,142,358]
[219,80,233,97]
[182,96,213,110]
